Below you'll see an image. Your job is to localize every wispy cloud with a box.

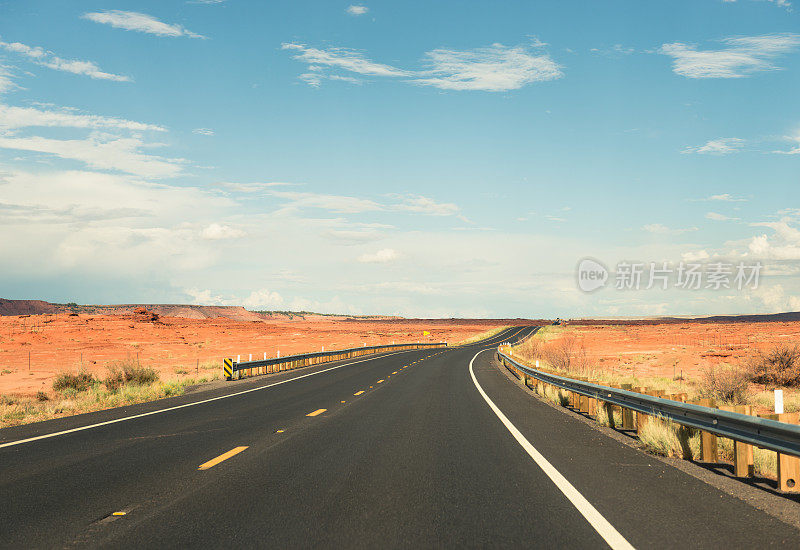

[691,193,748,202]
[391,194,460,216]
[773,131,800,154]
[0,65,17,94]
[0,104,165,132]
[346,5,369,16]
[0,39,131,81]
[660,33,800,78]
[282,43,410,77]
[706,211,740,221]
[270,190,384,214]
[200,223,245,240]
[0,134,184,178]
[282,40,562,91]
[357,248,398,263]
[82,11,205,39]
[682,137,745,154]
[192,127,214,136]
[642,223,698,234]
[217,182,293,193]
[415,43,562,91]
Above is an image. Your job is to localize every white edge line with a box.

[469,349,635,550]
[0,349,417,450]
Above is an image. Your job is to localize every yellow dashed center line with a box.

[306,408,327,417]
[377,379,384,383]
[198,446,249,470]
[392,371,398,374]
[276,429,285,433]
[112,512,126,516]
[354,391,364,396]
[341,400,346,403]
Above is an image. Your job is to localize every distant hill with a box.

[0,299,266,321]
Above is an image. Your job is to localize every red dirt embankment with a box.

[0,310,514,396]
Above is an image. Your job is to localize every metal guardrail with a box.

[224,342,447,380]
[497,350,800,458]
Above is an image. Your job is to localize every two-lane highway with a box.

[1,326,797,548]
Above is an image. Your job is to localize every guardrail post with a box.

[619,384,635,430]
[635,387,649,434]
[587,380,597,417]
[691,398,718,463]
[720,405,754,478]
[760,412,800,492]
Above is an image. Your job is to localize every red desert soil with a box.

[552,321,800,381]
[0,310,517,396]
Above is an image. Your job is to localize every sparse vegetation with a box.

[699,364,751,403]
[748,344,800,387]
[52,371,97,392]
[2,371,221,428]
[104,361,160,392]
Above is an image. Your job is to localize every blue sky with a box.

[0,0,799,317]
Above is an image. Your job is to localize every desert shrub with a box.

[124,364,159,385]
[104,368,126,392]
[749,344,800,387]
[36,391,49,402]
[53,372,97,392]
[105,361,159,390]
[699,365,750,403]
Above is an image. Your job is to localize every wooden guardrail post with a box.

[620,384,635,430]
[635,387,649,434]
[719,404,754,477]
[691,398,718,462]
[760,412,800,492]
[586,379,597,418]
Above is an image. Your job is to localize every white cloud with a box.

[642,223,698,234]
[660,33,800,78]
[270,190,383,214]
[192,127,214,136]
[82,11,205,39]
[705,193,747,202]
[706,211,740,221]
[281,43,410,78]
[357,248,399,263]
[774,131,800,155]
[682,138,745,154]
[415,43,562,91]
[0,133,184,178]
[0,104,165,132]
[681,249,711,262]
[0,39,131,81]
[200,223,245,240]
[346,5,369,15]
[282,41,562,92]
[217,181,293,193]
[392,194,460,216]
[241,288,284,309]
[0,65,17,94]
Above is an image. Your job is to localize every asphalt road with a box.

[0,326,797,548]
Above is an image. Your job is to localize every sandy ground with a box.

[0,312,507,396]
[560,321,800,380]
